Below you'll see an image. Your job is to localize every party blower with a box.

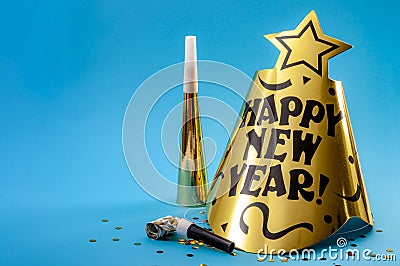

[177,36,208,206]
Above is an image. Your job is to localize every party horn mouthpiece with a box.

[177,36,208,206]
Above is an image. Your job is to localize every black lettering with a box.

[243,128,267,160]
[262,164,287,196]
[264,128,290,162]
[280,96,303,125]
[229,164,247,197]
[239,99,262,128]
[326,104,343,137]
[288,169,314,201]
[240,165,267,197]
[257,95,278,125]
[299,100,325,128]
[292,130,322,165]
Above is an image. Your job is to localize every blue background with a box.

[0,0,399,265]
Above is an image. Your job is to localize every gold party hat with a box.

[177,36,208,206]
[207,11,373,253]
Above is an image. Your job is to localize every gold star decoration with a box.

[265,10,352,77]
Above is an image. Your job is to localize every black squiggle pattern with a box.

[258,75,292,91]
[334,184,361,202]
[239,202,313,240]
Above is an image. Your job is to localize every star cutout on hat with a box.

[265,11,352,77]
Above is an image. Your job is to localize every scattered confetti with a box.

[387,249,394,252]
[267,258,274,262]
[189,240,197,245]
[115,226,122,230]
[89,239,96,243]
[281,258,288,262]
[200,264,207,266]
[133,242,141,246]
[230,252,237,256]
[376,229,383,233]
[257,257,265,262]
[319,257,327,260]
[156,250,164,254]
[192,217,199,220]
[370,253,376,257]
[302,258,309,261]
[101,219,109,223]
[197,240,204,246]
[199,211,205,214]
[192,246,199,250]
[112,238,120,241]
[347,251,354,256]
[359,235,366,238]
[202,220,208,223]
[350,244,357,247]
[186,254,194,257]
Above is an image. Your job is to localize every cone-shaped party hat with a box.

[177,36,208,206]
[207,11,373,253]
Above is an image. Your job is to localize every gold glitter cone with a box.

[177,36,208,206]
[207,11,373,253]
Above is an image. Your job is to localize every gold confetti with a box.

[281,258,288,262]
[347,251,353,256]
[202,220,208,223]
[200,264,207,266]
[268,258,275,262]
[257,257,265,262]
[115,226,122,230]
[101,219,109,222]
[192,246,199,250]
[112,238,120,241]
[230,252,237,256]
[89,239,96,243]
[133,242,141,246]
[376,229,383,232]
[370,253,376,257]
[197,240,204,246]
[199,211,205,214]
[387,249,393,252]
[189,240,197,245]
[178,238,185,242]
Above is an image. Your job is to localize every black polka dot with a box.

[348,156,354,164]
[156,250,164,254]
[316,199,322,205]
[328,88,336,96]
[319,257,327,260]
[212,198,217,205]
[324,215,332,224]
[350,244,357,247]
[186,253,194,257]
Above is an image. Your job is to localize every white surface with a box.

[183,36,198,93]
[176,217,193,237]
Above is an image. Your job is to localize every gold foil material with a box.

[177,92,208,206]
[207,10,373,253]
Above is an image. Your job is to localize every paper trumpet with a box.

[207,11,373,253]
[177,36,208,206]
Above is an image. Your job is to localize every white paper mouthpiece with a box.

[176,217,193,237]
[184,36,198,93]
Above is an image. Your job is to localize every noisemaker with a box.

[177,36,208,206]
